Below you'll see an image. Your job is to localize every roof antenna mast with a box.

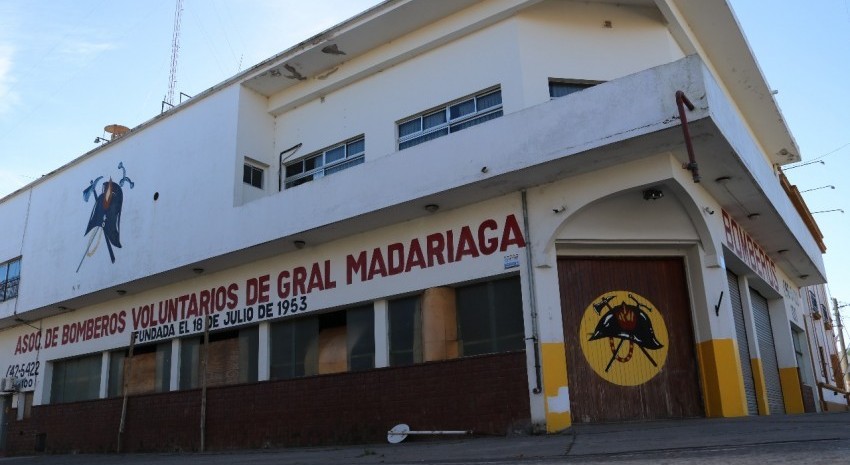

[166,0,184,107]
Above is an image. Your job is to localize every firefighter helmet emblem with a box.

[76,162,135,272]
[578,291,668,386]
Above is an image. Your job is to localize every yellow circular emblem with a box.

[578,290,668,386]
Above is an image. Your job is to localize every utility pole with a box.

[834,298,849,388]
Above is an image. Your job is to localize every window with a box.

[284,137,365,189]
[0,257,21,302]
[50,354,102,404]
[270,305,375,379]
[821,304,832,324]
[398,88,503,150]
[243,162,264,189]
[387,277,524,365]
[107,342,172,397]
[456,276,525,356]
[808,290,818,312]
[389,295,423,366]
[179,326,258,390]
[548,80,597,98]
[270,317,319,380]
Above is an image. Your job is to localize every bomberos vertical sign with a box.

[721,209,780,292]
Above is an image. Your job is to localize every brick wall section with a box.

[4,351,530,454]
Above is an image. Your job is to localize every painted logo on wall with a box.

[76,162,135,272]
[579,291,668,386]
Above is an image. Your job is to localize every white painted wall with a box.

[515,1,685,107]
[2,86,241,318]
[0,194,527,402]
[270,0,682,166]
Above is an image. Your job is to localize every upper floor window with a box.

[243,161,265,189]
[808,290,818,313]
[0,257,21,302]
[398,88,503,150]
[548,79,597,98]
[284,137,365,189]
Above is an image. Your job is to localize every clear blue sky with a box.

[1,1,848,322]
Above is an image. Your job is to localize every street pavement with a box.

[2,412,849,464]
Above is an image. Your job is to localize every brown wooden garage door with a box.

[558,257,703,423]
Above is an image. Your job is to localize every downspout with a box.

[676,90,700,183]
[521,190,542,395]
[278,143,303,191]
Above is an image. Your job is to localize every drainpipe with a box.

[676,90,700,183]
[521,190,543,395]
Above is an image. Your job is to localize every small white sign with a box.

[504,253,520,270]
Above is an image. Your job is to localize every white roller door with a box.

[750,288,785,414]
[728,270,757,415]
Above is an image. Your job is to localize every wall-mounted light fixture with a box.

[192,268,204,274]
[642,188,664,201]
[294,240,306,249]
[747,213,761,220]
[424,204,440,213]
[116,289,127,296]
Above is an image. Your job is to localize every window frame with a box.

[0,257,21,302]
[49,353,103,404]
[283,136,365,189]
[242,159,265,189]
[547,78,600,99]
[397,87,503,150]
[455,275,525,357]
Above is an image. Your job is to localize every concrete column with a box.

[257,322,270,381]
[99,351,110,398]
[169,338,181,391]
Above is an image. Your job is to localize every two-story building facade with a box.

[0,0,837,454]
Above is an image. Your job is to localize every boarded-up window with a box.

[179,326,258,390]
[270,305,374,379]
[456,276,524,356]
[108,342,172,396]
[50,354,101,404]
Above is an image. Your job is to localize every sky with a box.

[0,1,848,327]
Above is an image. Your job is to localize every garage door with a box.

[558,257,703,423]
[727,270,758,415]
[750,288,785,414]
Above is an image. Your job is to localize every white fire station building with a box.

[0,0,843,454]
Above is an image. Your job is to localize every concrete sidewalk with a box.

[303,413,850,463]
[4,412,849,464]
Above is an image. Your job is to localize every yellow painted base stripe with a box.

[541,342,571,432]
[779,367,805,414]
[751,358,769,415]
[696,339,747,417]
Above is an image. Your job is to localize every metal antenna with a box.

[166,0,184,107]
